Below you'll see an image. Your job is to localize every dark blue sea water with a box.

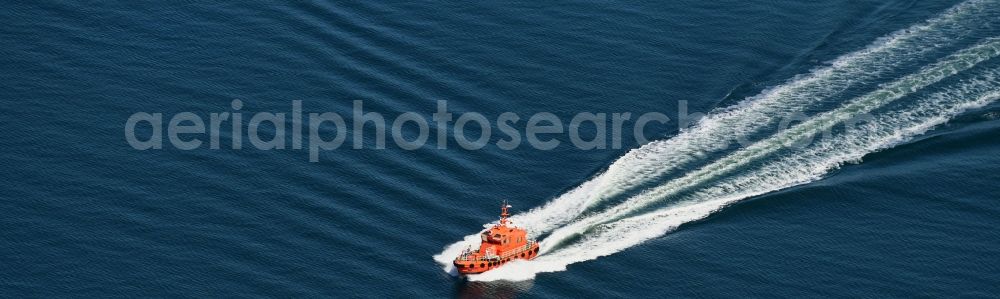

[3,0,1000,297]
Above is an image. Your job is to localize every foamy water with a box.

[435,0,1000,281]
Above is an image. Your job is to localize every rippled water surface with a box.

[2,0,999,297]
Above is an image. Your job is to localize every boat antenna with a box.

[500,200,511,226]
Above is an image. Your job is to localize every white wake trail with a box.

[472,68,1000,281]
[541,38,1000,253]
[435,0,1000,279]
[590,0,996,202]
[504,0,994,244]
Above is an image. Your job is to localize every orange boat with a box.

[453,201,540,275]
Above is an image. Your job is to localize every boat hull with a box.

[454,242,540,275]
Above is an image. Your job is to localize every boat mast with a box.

[499,200,511,226]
